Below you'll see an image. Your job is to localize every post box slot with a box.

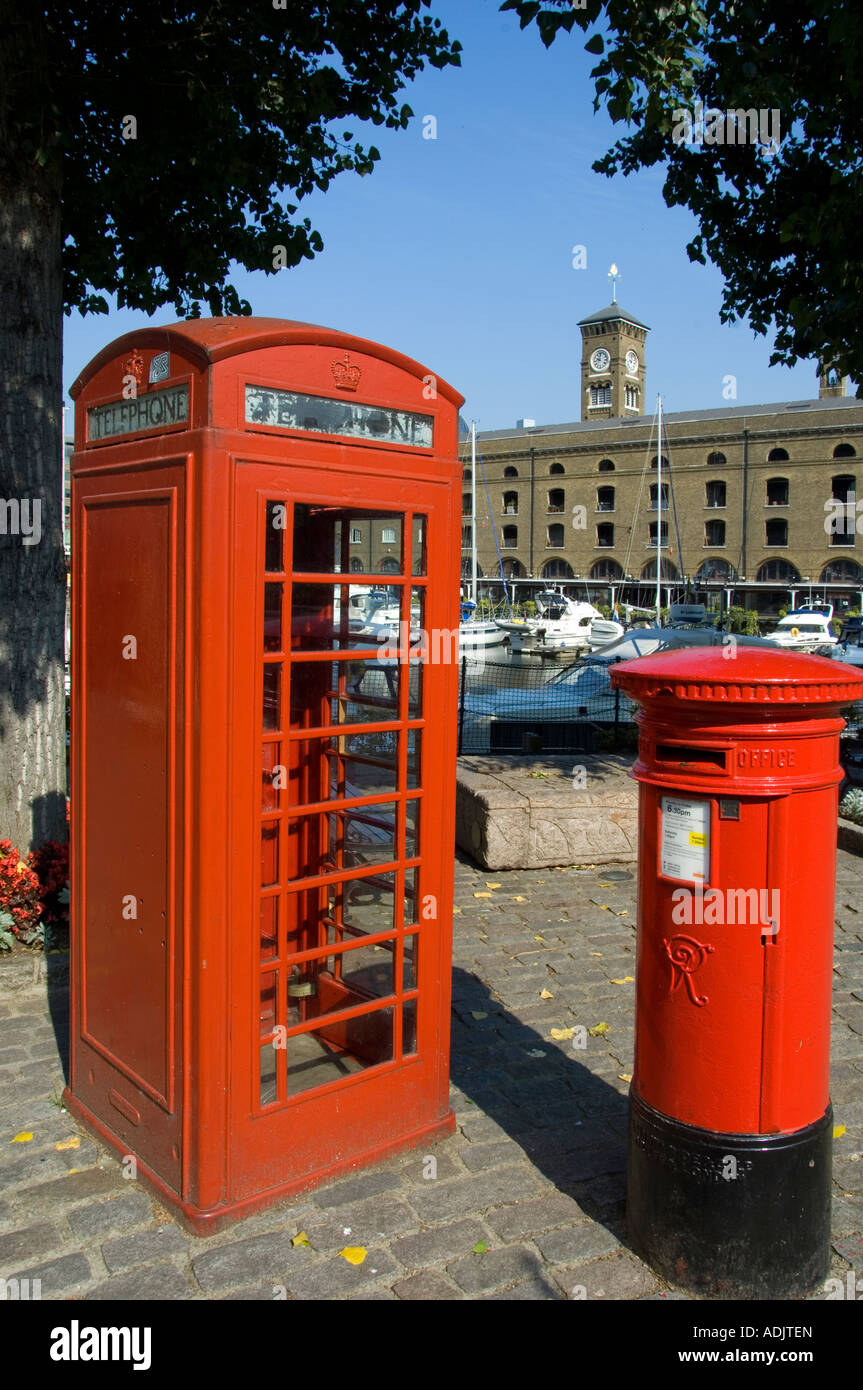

[655,743,727,771]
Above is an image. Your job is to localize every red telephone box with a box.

[611,645,863,1297]
[65,318,463,1232]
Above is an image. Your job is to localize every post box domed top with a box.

[610,645,863,710]
[70,316,463,406]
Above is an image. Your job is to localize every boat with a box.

[462,658,625,725]
[765,602,837,652]
[831,616,863,667]
[458,598,509,653]
[494,589,623,654]
[590,627,782,665]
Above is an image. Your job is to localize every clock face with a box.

[590,348,611,372]
[625,349,639,374]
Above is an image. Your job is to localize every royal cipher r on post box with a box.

[66,318,464,1233]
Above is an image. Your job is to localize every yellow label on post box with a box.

[689,832,707,847]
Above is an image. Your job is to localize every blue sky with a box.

[62,0,823,430]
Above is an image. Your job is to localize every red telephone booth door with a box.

[228,465,457,1199]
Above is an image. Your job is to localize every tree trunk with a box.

[0,153,67,853]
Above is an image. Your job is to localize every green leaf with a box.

[472,1240,488,1254]
[584,33,605,55]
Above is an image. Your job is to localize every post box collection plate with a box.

[659,796,710,883]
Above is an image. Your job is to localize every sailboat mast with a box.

[470,421,478,605]
[656,395,663,623]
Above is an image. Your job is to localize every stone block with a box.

[455,755,637,870]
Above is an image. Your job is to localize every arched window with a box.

[707,451,727,467]
[597,459,615,472]
[704,520,726,546]
[547,523,565,548]
[502,525,518,549]
[349,555,364,572]
[502,491,518,514]
[642,557,679,579]
[549,462,565,475]
[834,443,856,459]
[756,559,801,583]
[379,556,400,573]
[596,522,614,548]
[821,559,863,583]
[765,518,787,546]
[695,558,738,582]
[504,465,518,479]
[624,384,639,409]
[648,521,669,547]
[649,483,669,511]
[542,559,574,579]
[547,489,565,512]
[596,486,615,512]
[706,480,726,508]
[461,557,484,579]
[501,558,525,579]
[650,455,669,470]
[767,447,789,462]
[830,474,856,545]
[589,558,624,581]
[766,477,788,506]
[590,383,611,407]
[462,493,471,516]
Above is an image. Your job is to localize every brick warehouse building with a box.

[461,298,863,619]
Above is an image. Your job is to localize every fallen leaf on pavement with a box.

[473,892,492,898]
[472,1240,488,1254]
[471,1011,488,1021]
[834,1124,846,1139]
[610,976,635,985]
[539,988,553,999]
[10,1132,33,1143]
[618,1073,633,1083]
[486,882,501,889]
[588,1022,610,1037]
[339,1247,367,1265]
[55,1136,81,1151]
[292,1231,310,1247]
[550,1026,575,1041]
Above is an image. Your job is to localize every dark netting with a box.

[456,655,637,755]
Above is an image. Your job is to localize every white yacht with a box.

[494,590,624,655]
[765,603,837,652]
[458,599,509,653]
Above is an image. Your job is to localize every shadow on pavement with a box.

[450,965,632,1250]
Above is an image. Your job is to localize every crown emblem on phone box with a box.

[331,353,361,391]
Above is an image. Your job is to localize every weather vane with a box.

[608,263,620,303]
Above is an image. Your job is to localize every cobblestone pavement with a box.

[1,850,862,1302]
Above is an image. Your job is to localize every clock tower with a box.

[578,294,650,422]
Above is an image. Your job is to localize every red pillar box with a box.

[610,646,863,1297]
[66,318,463,1233]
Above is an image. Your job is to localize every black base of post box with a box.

[627,1089,832,1299]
